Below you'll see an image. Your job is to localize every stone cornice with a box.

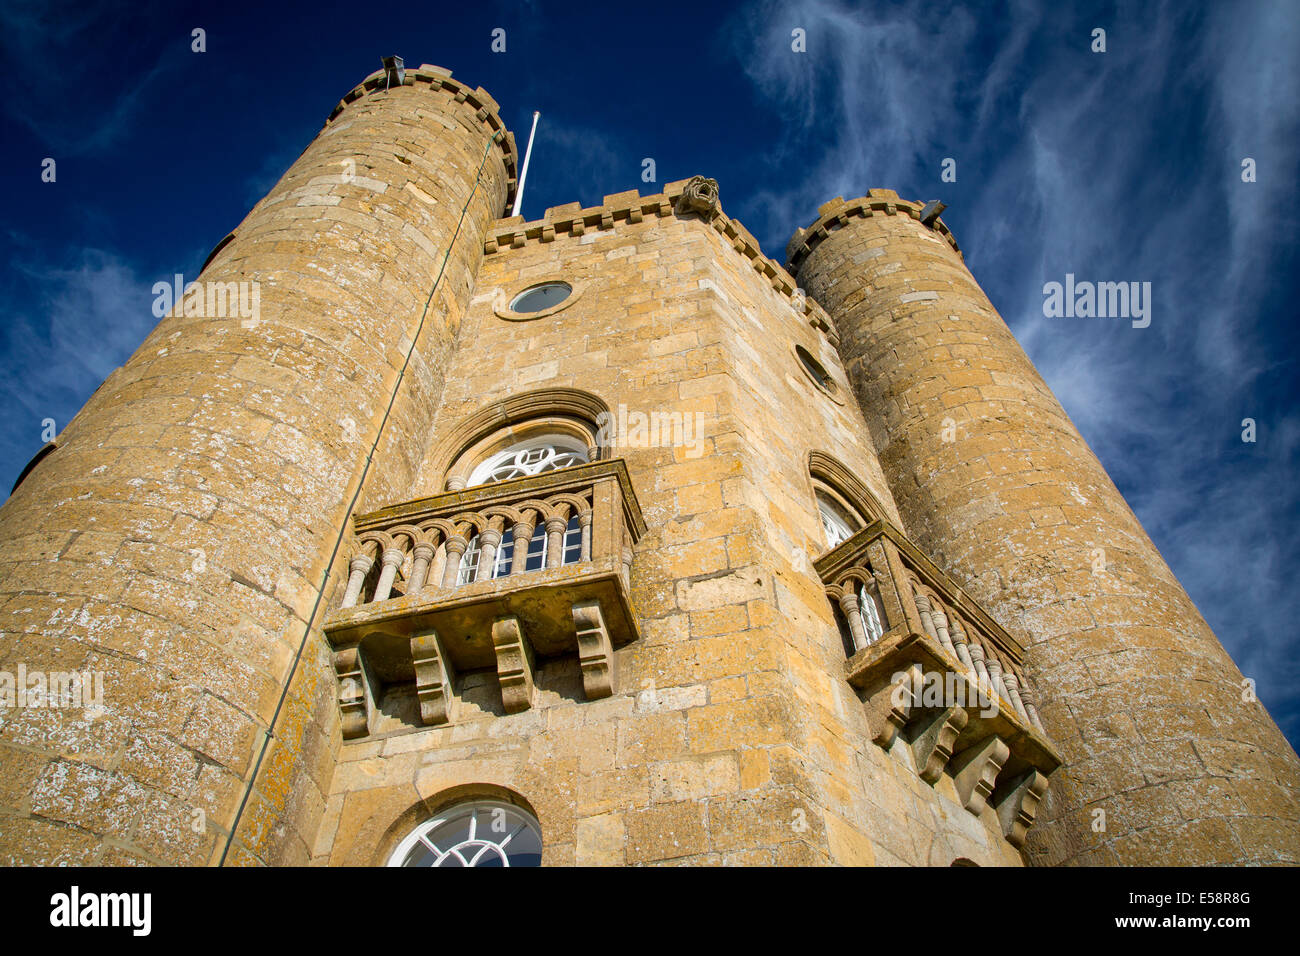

[355,458,647,539]
[484,178,837,345]
[325,63,519,211]
[786,190,963,274]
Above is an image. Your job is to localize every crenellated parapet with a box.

[786,189,962,274]
[484,176,839,346]
[327,63,519,211]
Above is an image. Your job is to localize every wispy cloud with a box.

[728,0,1300,744]
[0,251,159,480]
[726,0,978,238]
[0,0,182,155]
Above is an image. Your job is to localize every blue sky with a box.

[2,0,1298,746]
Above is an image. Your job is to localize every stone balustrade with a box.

[815,519,1062,848]
[323,460,645,739]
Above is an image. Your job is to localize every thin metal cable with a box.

[218,134,497,865]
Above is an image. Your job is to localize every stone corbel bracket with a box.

[847,630,1061,848]
[572,598,615,700]
[491,615,536,714]
[411,627,456,726]
[995,769,1050,849]
[332,646,368,740]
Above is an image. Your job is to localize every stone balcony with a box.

[815,520,1062,848]
[323,460,645,739]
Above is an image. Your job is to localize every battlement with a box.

[786,190,962,273]
[326,63,520,211]
[484,177,838,345]
[6,55,1296,871]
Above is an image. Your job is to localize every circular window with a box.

[387,800,542,867]
[796,345,839,397]
[467,434,590,487]
[511,282,572,313]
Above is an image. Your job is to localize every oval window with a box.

[796,345,838,396]
[511,282,572,314]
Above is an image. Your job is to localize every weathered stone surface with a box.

[4,68,1292,870]
[0,64,513,865]
[789,191,1300,865]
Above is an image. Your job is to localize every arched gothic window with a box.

[387,800,543,867]
[816,489,861,548]
[807,452,888,553]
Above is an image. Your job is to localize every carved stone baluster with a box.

[1019,681,1046,733]
[491,615,536,713]
[837,586,868,653]
[572,599,615,699]
[947,615,977,677]
[428,536,448,591]
[407,543,434,594]
[1001,669,1030,722]
[544,516,568,569]
[968,641,995,705]
[910,704,969,785]
[475,527,502,583]
[341,554,373,608]
[333,647,368,739]
[513,515,537,571]
[995,770,1050,848]
[985,656,1011,712]
[411,628,456,726]
[372,547,405,602]
[929,601,957,657]
[949,735,1010,815]
[912,588,938,640]
[441,534,469,588]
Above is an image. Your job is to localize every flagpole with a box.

[510,111,540,218]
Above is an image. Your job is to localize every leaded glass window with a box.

[467,436,588,487]
[387,801,542,868]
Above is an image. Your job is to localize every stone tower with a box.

[788,192,1300,864]
[1,65,1297,867]
[0,64,516,864]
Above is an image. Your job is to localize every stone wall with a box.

[0,65,513,865]
[789,191,1300,865]
[315,181,1025,867]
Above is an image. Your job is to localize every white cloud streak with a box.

[728,0,1300,741]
